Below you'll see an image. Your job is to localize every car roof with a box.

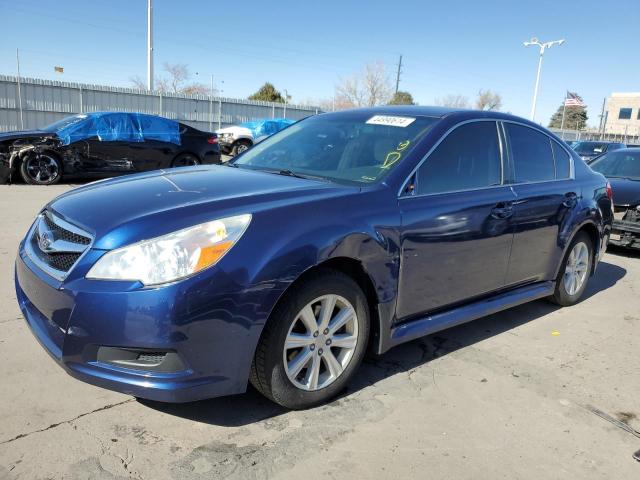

[320,105,544,128]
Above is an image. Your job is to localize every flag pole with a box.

[560,91,567,140]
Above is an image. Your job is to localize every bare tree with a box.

[335,75,365,108]
[335,61,393,108]
[434,94,471,108]
[162,63,189,93]
[182,84,210,95]
[129,76,147,91]
[363,61,393,106]
[475,89,502,111]
[129,64,212,95]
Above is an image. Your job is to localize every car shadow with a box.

[607,244,640,260]
[139,260,626,427]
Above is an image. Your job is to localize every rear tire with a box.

[20,152,62,185]
[250,270,370,409]
[549,232,593,306]
[171,153,201,168]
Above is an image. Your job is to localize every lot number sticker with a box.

[366,115,416,127]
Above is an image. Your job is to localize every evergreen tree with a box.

[548,96,588,130]
[248,83,285,103]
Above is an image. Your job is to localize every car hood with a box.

[48,166,352,249]
[215,126,253,138]
[0,130,57,142]
[608,177,640,206]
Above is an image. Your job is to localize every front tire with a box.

[250,270,370,409]
[550,232,593,306]
[20,152,62,185]
[231,140,251,156]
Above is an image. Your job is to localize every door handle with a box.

[562,192,578,208]
[491,201,513,219]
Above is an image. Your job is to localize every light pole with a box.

[283,89,288,119]
[218,80,224,130]
[147,0,154,90]
[523,37,564,122]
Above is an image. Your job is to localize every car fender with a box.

[552,191,608,278]
[225,189,401,383]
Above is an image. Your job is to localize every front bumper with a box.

[609,219,640,249]
[15,245,269,402]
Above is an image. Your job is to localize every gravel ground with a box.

[1,184,639,480]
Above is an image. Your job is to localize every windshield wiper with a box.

[277,169,308,179]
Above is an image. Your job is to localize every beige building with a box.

[603,92,640,136]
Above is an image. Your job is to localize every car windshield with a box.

[573,141,606,155]
[231,112,438,185]
[43,114,88,132]
[590,150,640,180]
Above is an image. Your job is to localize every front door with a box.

[396,121,516,320]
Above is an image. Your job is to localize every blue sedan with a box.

[15,106,612,409]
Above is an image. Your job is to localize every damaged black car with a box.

[0,112,221,185]
[590,148,640,250]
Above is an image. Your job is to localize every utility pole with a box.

[209,75,214,132]
[147,0,154,90]
[394,54,403,94]
[16,48,24,130]
[523,37,565,122]
[598,97,606,134]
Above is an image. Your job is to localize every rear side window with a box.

[551,141,571,179]
[506,124,555,182]
[416,121,502,195]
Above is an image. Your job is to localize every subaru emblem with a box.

[38,230,52,251]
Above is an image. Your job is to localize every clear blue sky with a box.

[0,0,638,126]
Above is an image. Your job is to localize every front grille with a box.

[45,252,82,271]
[42,214,91,245]
[26,211,92,279]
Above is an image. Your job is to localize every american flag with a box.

[564,92,585,107]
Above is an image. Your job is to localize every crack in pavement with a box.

[0,399,134,445]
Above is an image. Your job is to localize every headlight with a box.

[86,214,251,285]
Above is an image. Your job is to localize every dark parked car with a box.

[571,140,626,163]
[0,112,221,185]
[15,107,612,409]
[590,148,640,249]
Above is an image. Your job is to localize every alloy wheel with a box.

[26,154,59,183]
[283,294,358,391]
[563,241,589,296]
[236,144,249,154]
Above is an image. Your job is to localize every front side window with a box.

[506,124,555,182]
[233,112,438,185]
[552,141,571,179]
[415,121,502,195]
[619,108,632,120]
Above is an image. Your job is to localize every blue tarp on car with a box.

[56,112,181,145]
[238,118,295,139]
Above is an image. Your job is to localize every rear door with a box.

[503,122,576,285]
[396,120,516,319]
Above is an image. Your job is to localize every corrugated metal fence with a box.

[0,75,320,133]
